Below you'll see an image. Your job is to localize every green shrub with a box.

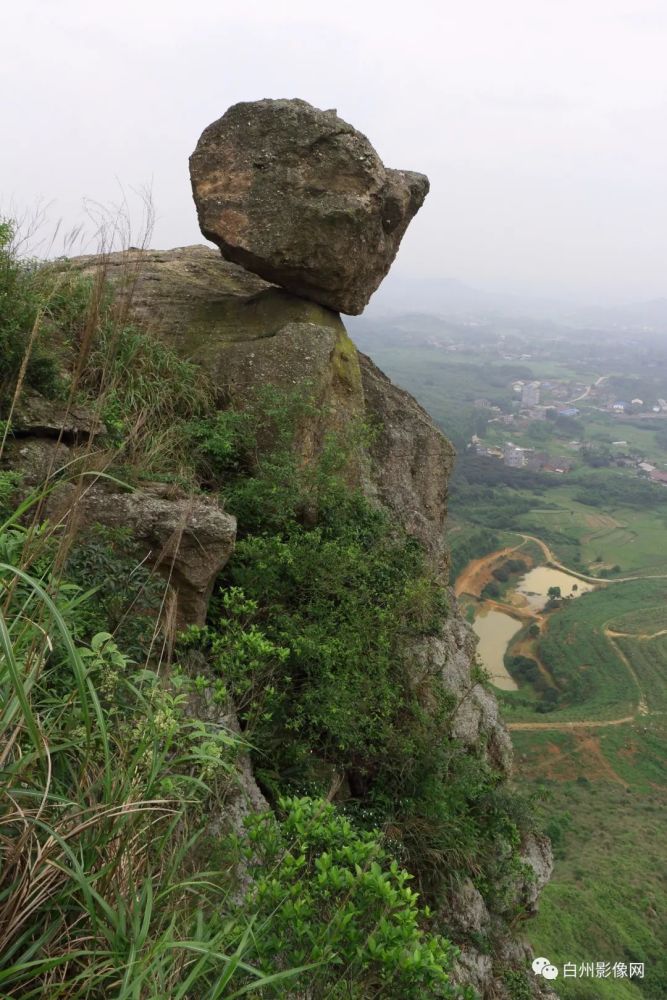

[185,407,256,482]
[228,795,470,999]
[64,522,168,658]
[185,498,446,789]
[449,525,501,580]
[510,655,541,684]
[492,559,527,583]
[0,220,83,406]
[502,968,533,1000]
[0,470,20,518]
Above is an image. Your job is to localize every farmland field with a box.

[513,717,667,1000]
[612,634,667,714]
[609,603,667,635]
[358,314,667,999]
[497,578,667,723]
[513,485,667,577]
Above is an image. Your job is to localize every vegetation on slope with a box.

[0,519,470,997]
[362,315,667,1000]
[514,725,667,1000]
[178,390,536,914]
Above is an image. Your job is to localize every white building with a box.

[521,381,541,407]
[503,442,532,468]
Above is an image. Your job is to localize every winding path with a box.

[565,373,609,405]
[518,533,667,586]
[604,630,649,716]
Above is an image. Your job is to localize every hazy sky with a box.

[3,0,667,304]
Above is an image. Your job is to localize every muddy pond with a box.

[471,609,521,691]
[471,564,596,690]
[516,566,594,611]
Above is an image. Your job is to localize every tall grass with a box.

[0,519,316,998]
[0,215,312,997]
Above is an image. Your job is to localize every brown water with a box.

[472,609,521,691]
[516,566,594,610]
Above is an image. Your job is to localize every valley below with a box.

[357,312,667,999]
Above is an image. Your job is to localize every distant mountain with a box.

[574,298,667,333]
[366,275,667,334]
[367,274,578,324]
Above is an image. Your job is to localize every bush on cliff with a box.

[183,387,536,908]
[225,795,470,998]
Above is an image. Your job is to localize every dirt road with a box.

[454,544,526,598]
[507,715,634,732]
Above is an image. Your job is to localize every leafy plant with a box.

[64,522,167,658]
[0,520,315,998]
[181,388,536,908]
[227,796,471,999]
[0,219,84,406]
[0,470,20,518]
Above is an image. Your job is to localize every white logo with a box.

[533,957,559,980]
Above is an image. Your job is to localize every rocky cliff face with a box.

[6,101,553,998]
[55,241,554,999]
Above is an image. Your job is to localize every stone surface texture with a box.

[11,392,102,442]
[48,482,236,628]
[189,99,429,314]
[359,352,454,570]
[413,610,514,773]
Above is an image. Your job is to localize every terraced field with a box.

[609,603,667,636]
[514,719,667,1000]
[612,634,667,715]
[517,487,667,577]
[499,578,667,724]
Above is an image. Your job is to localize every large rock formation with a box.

[359,353,454,569]
[25,95,554,994]
[189,99,429,315]
[11,242,556,998]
